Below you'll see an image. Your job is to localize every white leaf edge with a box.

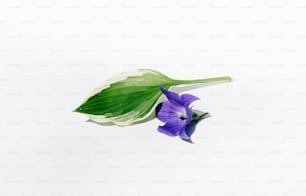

[78,69,164,126]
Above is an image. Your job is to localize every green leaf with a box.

[74,69,232,126]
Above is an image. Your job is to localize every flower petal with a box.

[181,93,199,107]
[160,86,181,105]
[158,122,185,137]
[182,123,196,143]
[155,101,187,123]
[179,129,192,142]
[182,115,206,143]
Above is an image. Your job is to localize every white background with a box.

[1,0,306,195]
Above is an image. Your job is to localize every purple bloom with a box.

[155,86,208,143]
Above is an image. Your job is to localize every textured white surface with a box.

[1,0,306,195]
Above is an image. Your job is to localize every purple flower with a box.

[155,86,208,143]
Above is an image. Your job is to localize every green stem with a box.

[172,76,232,85]
[198,112,209,119]
[192,112,209,122]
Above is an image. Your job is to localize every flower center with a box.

[177,112,187,120]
